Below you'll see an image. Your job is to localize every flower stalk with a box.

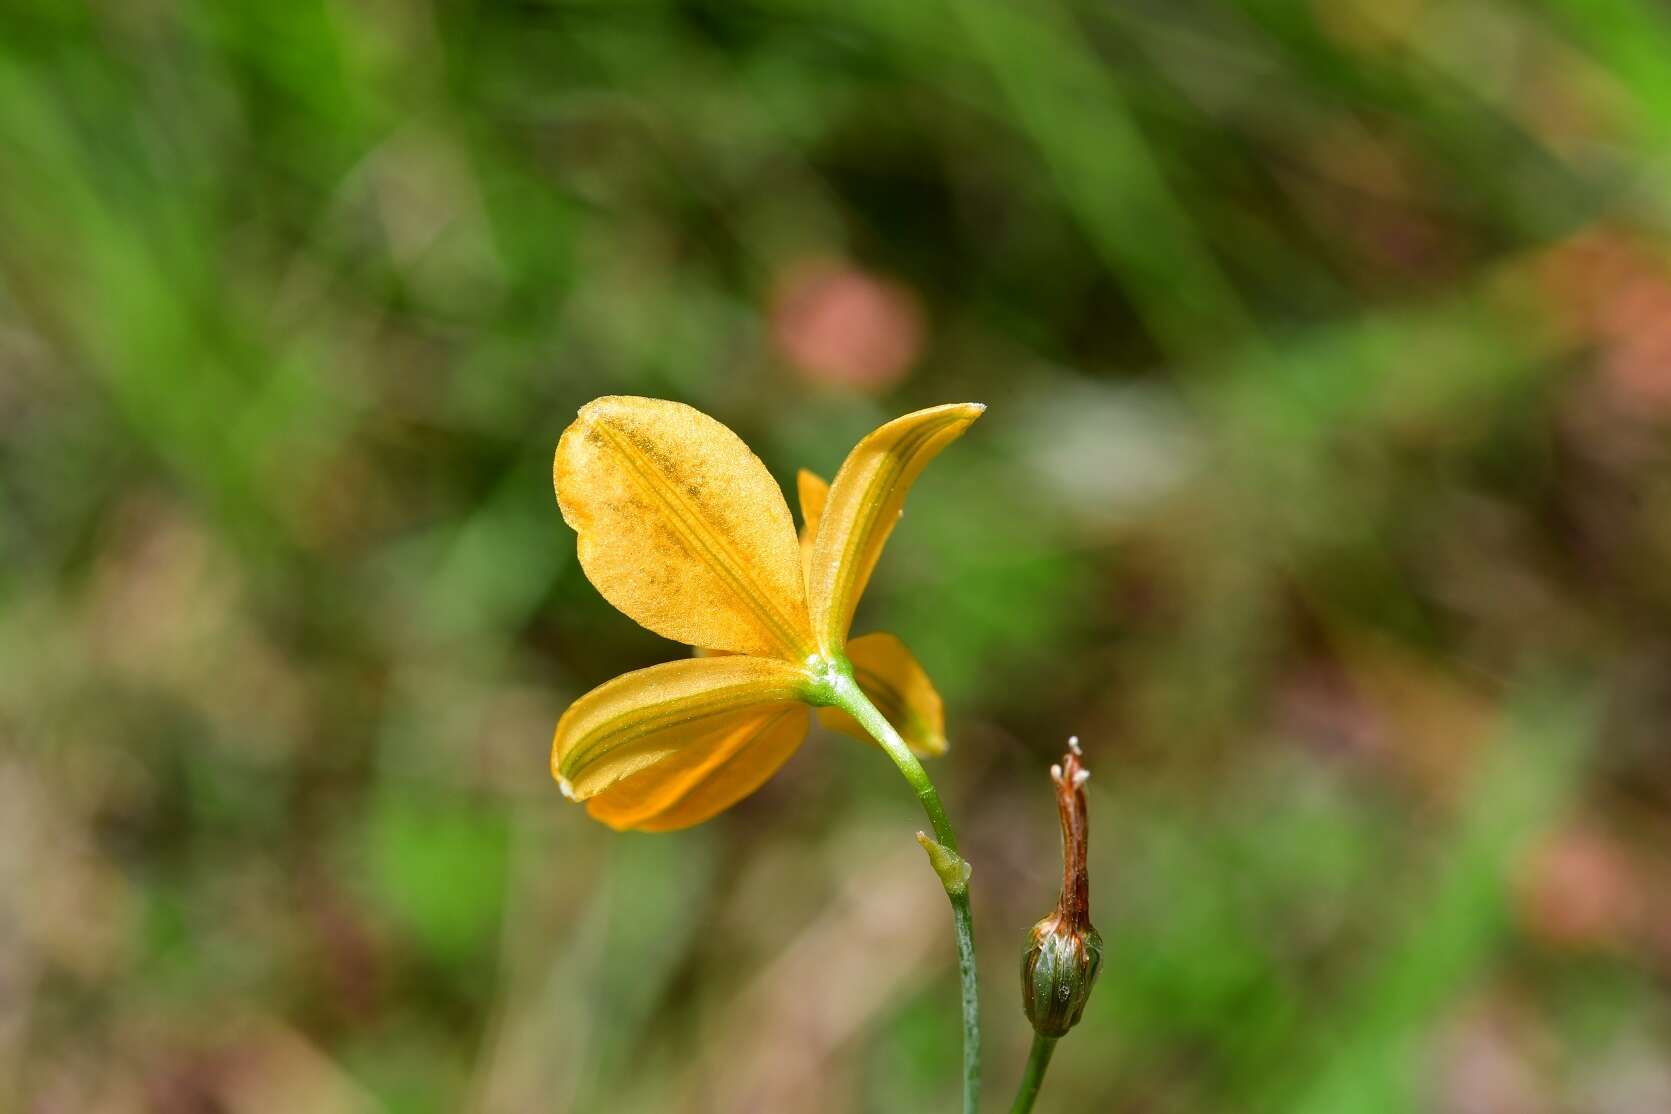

[832,672,981,1114]
[1008,1033,1058,1114]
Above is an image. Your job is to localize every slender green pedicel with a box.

[831,663,981,1114]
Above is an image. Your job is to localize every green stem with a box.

[1007,1033,1058,1114]
[833,674,980,1114]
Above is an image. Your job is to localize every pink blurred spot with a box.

[1518,827,1640,951]
[770,260,924,392]
[1595,273,1671,412]
[1539,228,1671,416]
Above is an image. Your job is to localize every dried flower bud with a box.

[1021,738,1103,1038]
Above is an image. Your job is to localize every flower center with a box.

[800,651,855,707]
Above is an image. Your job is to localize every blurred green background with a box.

[5,1,1671,1111]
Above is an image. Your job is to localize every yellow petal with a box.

[586,704,810,831]
[796,468,830,585]
[817,631,948,758]
[552,655,812,802]
[806,403,985,651]
[555,397,813,658]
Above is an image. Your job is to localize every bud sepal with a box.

[1021,908,1104,1038]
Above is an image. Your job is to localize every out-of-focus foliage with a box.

[3,1,1671,1111]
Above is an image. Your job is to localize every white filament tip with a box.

[1067,735,1082,755]
[1072,768,1091,788]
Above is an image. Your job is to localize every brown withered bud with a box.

[1020,737,1103,1039]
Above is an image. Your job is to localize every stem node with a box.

[915,831,973,896]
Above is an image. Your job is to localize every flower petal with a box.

[586,704,810,831]
[555,397,813,658]
[806,403,985,651]
[552,655,812,802]
[817,631,948,758]
[796,468,830,585]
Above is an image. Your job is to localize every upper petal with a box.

[796,468,830,587]
[817,631,948,758]
[585,703,810,831]
[805,403,985,652]
[552,655,813,801]
[555,397,813,658]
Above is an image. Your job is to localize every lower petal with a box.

[553,655,812,802]
[586,704,810,831]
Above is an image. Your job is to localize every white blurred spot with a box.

[1013,378,1203,530]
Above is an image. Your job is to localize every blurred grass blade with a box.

[1276,683,1598,1114]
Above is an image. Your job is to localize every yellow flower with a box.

[550,396,985,831]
